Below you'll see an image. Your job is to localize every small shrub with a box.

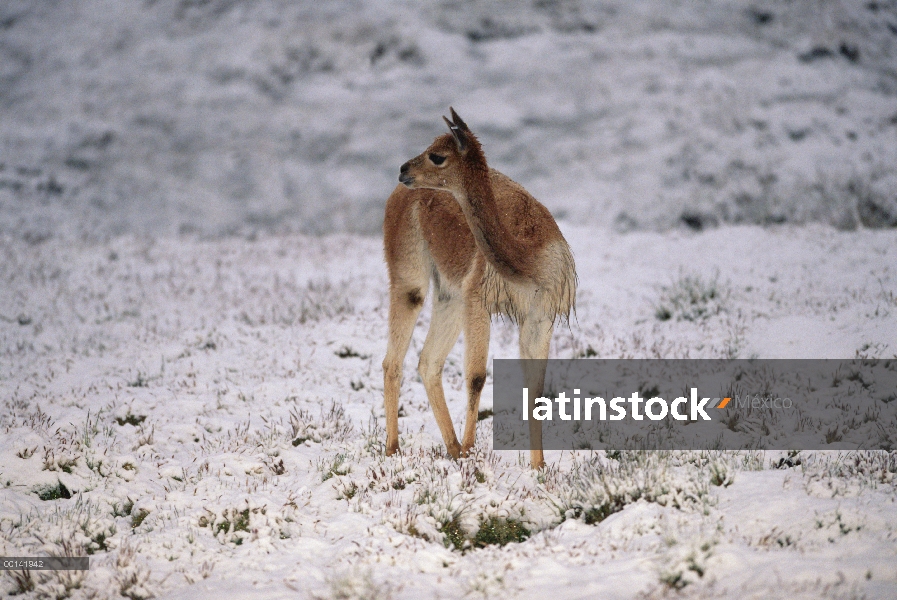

[317,453,351,482]
[116,413,146,427]
[655,272,727,322]
[472,517,529,548]
[551,452,713,525]
[16,446,37,459]
[575,345,598,358]
[37,480,72,501]
[439,514,467,551]
[289,402,353,446]
[334,479,359,500]
[802,450,896,490]
[774,450,802,469]
[314,569,392,600]
[128,373,150,388]
[112,498,134,517]
[42,444,80,473]
[8,569,35,595]
[659,537,716,591]
[198,507,254,545]
[115,541,155,600]
[335,346,368,359]
[131,508,151,529]
[300,279,355,324]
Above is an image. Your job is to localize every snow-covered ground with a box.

[2,0,897,598]
[1,223,896,599]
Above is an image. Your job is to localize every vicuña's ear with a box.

[448,107,469,132]
[443,114,467,153]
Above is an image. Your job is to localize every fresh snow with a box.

[1,224,896,599]
[2,0,897,599]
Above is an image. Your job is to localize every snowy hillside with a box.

[1,0,896,239]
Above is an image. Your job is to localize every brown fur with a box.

[382,108,576,468]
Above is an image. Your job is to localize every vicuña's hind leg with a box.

[418,288,464,458]
[519,314,553,469]
[383,283,426,456]
[460,289,490,456]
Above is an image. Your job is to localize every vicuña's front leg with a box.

[519,315,553,469]
[460,290,490,456]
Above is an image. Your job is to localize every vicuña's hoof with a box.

[530,449,545,470]
[460,444,474,458]
[385,441,399,456]
[446,443,462,460]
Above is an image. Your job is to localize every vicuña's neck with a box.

[453,170,534,282]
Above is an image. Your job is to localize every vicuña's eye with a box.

[428,153,446,166]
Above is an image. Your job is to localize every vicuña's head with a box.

[398,107,487,193]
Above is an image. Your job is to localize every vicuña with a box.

[382,108,576,468]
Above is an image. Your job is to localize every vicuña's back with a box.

[382,108,576,468]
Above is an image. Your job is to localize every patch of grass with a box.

[774,450,802,469]
[131,508,151,529]
[801,450,896,488]
[335,480,359,501]
[554,452,714,526]
[708,461,734,487]
[335,345,369,359]
[414,514,530,552]
[300,279,355,324]
[583,499,629,525]
[825,426,843,444]
[721,410,741,432]
[317,453,351,481]
[128,372,150,388]
[639,384,660,398]
[439,514,467,551]
[659,540,715,591]
[116,540,155,600]
[575,345,598,358]
[318,569,392,600]
[198,508,251,545]
[42,445,79,473]
[655,272,727,322]
[37,480,72,501]
[477,409,493,421]
[366,463,417,492]
[113,498,134,518]
[16,446,37,459]
[219,509,250,536]
[86,527,113,555]
[288,401,353,446]
[8,569,35,595]
[116,413,146,426]
[660,569,688,591]
[471,517,529,548]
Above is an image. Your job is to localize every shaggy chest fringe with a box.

[481,251,576,325]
